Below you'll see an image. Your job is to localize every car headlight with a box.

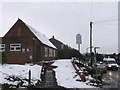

[108,65,111,67]
[116,64,118,67]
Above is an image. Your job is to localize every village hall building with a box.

[0,19,57,64]
[49,36,65,50]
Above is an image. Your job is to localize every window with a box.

[44,47,48,57]
[10,44,21,51]
[61,44,64,49]
[0,44,5,52]
[53,50,56,57]
[18,28,21,36]
[49,48,53,57]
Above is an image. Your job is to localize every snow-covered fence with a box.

[71,61,86,82]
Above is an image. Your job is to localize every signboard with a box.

[76,34,82,44]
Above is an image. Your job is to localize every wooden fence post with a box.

[28,70,31,86]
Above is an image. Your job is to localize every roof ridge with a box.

[50,37,63,44]
[23,21,56,49]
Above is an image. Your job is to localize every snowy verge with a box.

[52,59,96,88]
[0,64,42,87]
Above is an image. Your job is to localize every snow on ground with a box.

[52,59,95,88]
[0,64,42,86]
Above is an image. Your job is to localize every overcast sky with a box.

[0,0,119,54]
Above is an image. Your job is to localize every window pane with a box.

[49,48,52,57]
[44,47,48,57]
[53,50,55,57]
[10,44,21,51]
[0,44,5,52]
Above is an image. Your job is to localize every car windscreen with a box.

[103,61,108,64]
[108,61,116,64]
[97,64,105,68]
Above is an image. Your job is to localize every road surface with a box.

[101,65,120,89]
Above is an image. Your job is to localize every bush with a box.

[4,75,41,88]
[58,45,84,60]
[0,52,7,64]
[87,67,103,85]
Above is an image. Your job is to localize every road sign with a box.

[76,34,82,44]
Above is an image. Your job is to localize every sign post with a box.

[76,34,82,53]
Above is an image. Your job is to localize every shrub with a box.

[0,52,7,64]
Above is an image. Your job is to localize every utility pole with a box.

[90,21,93,67]
[90,21,93,53]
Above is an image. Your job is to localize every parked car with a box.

[103,58,118,71]
[95,63,107,73]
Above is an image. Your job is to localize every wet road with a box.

[101,65,120,89]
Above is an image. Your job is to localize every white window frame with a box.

[10,43,21,51]
[0,44,5,52]
[44,47,48,57]
[53,50,56,57]
[49,48,53,57]
[61,44,64,49]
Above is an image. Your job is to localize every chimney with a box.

[52,36,54,39]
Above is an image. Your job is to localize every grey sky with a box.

[0,1,118,54]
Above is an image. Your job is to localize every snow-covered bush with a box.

[4,75,41,88]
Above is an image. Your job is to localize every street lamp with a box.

[86,46,100,67]
[94,46,100,65]
[86,47,94,67]
[94,47,100,54]
[86,47,90,53]
[86,46,94,53]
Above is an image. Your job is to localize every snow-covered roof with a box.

[25,24,56,49]
[103,58,115,61]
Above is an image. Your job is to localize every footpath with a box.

[36,63,59,88]
[35,62,67,89]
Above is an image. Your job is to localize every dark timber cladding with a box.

[1,19,57,64]
[49,36,64,50]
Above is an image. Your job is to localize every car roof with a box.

[103,58,115,61]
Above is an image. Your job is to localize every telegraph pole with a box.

[90,21,93,67]
[90,21,93,53]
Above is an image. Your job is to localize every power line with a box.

[94,22,118,27]
[94,18,118,24]
[57,2,118,25]
[57,1,118,28]
[92,2,103,21]
[72,2,90,21]
[94,15,118,24]
[57,2,88,21]
[91,0,93,21]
